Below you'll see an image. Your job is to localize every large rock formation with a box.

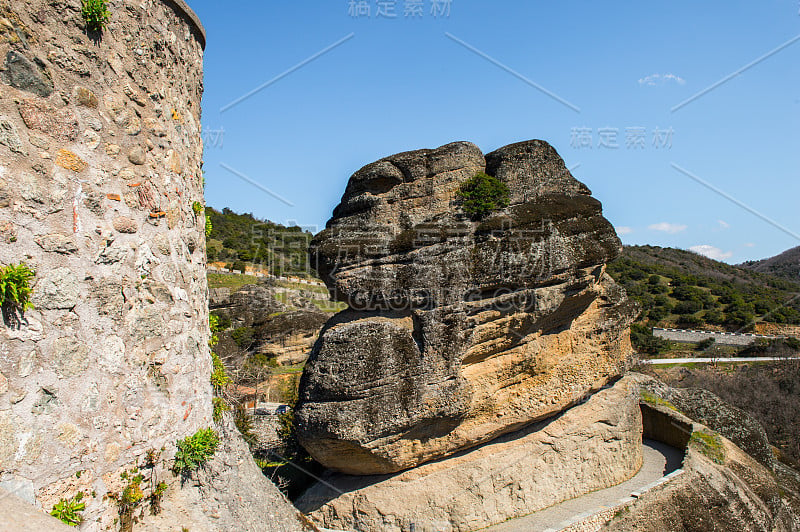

[296,375,643,532]
[295,140,638,475]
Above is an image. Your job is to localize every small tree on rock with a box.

[457,172,510,219]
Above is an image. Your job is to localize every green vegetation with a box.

[209,315,232,392]
[81,0,110,32]
[608,246,800,331]
[192,201,203,215]
[209,314,221,346]
[210,312,231,331]
[105,451,167,531]
[0,263,35,317]
[206,207,312,277]
[212,397,229,423]
[50,491,85,527]
[690,430,725,464]
[741,246,800,282]
[231,326,254,350]
[456,172,510,219]
[630,323,671,354]
[149,481,168,516]
[695,337,716,351]
[173,428,219,474]
[210,352,231,391]
[205,213,213,238]
[640,390,678,411]
[207,272,259,291]
[234,403,258,449]
[117,471,143,530]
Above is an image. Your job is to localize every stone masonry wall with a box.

[0,0,210,526]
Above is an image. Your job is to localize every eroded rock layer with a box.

[296,375,643,532]
[295,140,638,474]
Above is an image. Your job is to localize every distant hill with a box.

[206,207,314,277]
[608,245,800,329]
[740,246,800,283]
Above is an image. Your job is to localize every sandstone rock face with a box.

[296,375,643,532]
[295,140,638,475]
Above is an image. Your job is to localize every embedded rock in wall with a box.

[295,140,638,475]
[0,1,309,530]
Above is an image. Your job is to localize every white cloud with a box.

[743,242,755,248]
[690,245,733,261]
[615,226,633,235]
[717,220,730,230]
[638,73,686,86]
[648,222,688,234]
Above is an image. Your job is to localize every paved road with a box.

[646,356,796,365]
[481,439,683,532]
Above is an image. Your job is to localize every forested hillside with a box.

[206,207,314,277]
[608,245,800,329]
[741,246,800,282]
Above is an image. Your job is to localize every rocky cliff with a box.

[295,140,638,475]
[297,375,643,532]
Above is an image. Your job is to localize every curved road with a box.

[481,439,683,532]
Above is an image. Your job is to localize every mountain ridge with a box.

[740,245,800,282]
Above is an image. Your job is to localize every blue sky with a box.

[190,0,800,263]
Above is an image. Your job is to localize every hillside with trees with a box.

[741,246,800,283]
[206,207,315,277]
[608,245,800,329]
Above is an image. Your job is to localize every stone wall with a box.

[0,0,210,526]
[652,327,779,346]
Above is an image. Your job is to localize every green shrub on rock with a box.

[50,491,85,527]
[212,396,229,423]
[457,172,510,219]
[173,428,219,474]
[81,0,110,32]
[210,352,231,391]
